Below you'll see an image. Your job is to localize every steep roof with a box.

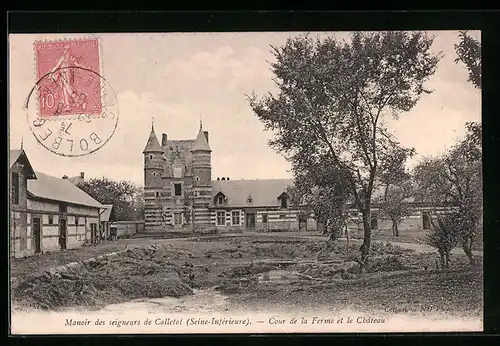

[10,150,22,168]
[212,179,293,208]
[28,172,102,208]
[143,125,164,153]
[100,204,114,222]
[9,149,37,179]
[191,128,211,152]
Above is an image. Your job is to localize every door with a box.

[91,223,98,243]
[59,218,67,250]
[245,212,256,229]
[32,217,42,254]
[298,214,307,231]
[174,213,182,228]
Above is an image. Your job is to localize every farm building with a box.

[100,204,116,240]
[9,149,103,258]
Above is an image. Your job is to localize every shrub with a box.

[424,212,461,268]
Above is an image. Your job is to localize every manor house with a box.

[142,122,316,232]
[143,122,443,233]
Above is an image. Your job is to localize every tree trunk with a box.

[391,219,399,237]
[462,236,476,266]
[359,210,371,274]
[438,248,445,269]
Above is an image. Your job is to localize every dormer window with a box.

[214,192,226,206]
[281,198,287,208]
[278,192,288,209]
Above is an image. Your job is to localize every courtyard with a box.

[10,232,483,321]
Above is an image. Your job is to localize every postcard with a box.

[8,30,483,334]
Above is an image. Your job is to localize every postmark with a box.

[25,37,118,157]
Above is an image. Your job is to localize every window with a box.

[155,191,160,197]
[279,214,286,219]
[11,172,19,205]
[217,211,225,226]
[195,176,200,182]
[232,211,240,226]
[48,214,54,225]
[75,216,79,226]
[247,196,253,204]
[370,213,378,230]
[174,183,182,196]
[422,211,431,230]
[217,195,224,205]
[262,214,268,224]
[149,155,153,159]
[281,196,288,208]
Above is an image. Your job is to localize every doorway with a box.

[174,213,183,228]
[32,217,41,254]
[245,212,256,230]
[59,218,67,250]
[298,214,307,231]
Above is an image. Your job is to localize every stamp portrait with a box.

[35,38,102,117]
[26,37,119,157]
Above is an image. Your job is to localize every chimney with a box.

[221,177,226,181]
[80,172,85,179]
[203,131,209,143]
[161,133,168,147]
[62,175,68,179]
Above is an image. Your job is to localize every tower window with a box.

[174,183,182,196]
[149,155,153,159]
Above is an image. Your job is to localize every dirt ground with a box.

[10,235,483,318]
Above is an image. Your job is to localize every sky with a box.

[9,31,481,186]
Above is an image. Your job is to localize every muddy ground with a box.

[11,235,483,318]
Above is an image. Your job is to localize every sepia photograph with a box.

[8,30,482,334]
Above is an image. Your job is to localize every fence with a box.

[110,220,145,238]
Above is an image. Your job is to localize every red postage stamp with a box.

[34,38,101,116]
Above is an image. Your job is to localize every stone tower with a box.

[191,122,212,228]
[143,122,165,229]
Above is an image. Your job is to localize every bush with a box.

[424,212,461,268]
